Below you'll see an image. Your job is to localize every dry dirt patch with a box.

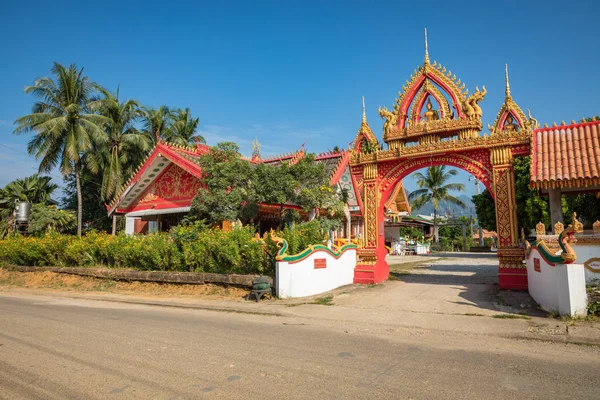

[0,269,248,300]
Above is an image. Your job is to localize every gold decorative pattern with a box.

[363,183,379,248]
[554,221,564,235]
[363,163,378,180]
[350,130,529,167]
[490,146,513,166]
[594,220,600,234]
[584,258,600,273]
[498,247,526,269]
[408,82,451,124]
[494,165,518,247]
[536,221,546,236]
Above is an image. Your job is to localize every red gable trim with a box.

[327,152,350,186]
[109,142,206,214]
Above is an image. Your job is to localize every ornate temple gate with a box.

[349,44,537,290]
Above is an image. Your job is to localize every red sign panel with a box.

[533,258,541,273]
[314,258,327,269]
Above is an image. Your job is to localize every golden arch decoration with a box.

[409,81,452,123]
[351,44,535,291]
[380,153,495,198]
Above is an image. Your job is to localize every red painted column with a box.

[492,148,527,290]
[354,163,389,284]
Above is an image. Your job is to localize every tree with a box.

[166,108,205,146]
[88,86,149,200]
[254,162,295,228]
[472,157,550,234]
[142,105,172,145]
[563,194,600,228]
[289,155,345,229]
[254,154,346,230]
[472,189,496,231]
[61,169,113,233]
[13,62,108,236]
[189,142,257,225]
[0,174,59,238]
[0,174,57,206]
[27,204,75,235]
[408,166,466,243]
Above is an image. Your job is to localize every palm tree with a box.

[166,108,205,145]
[0,174,58,206]
[142,105,172,145]
[408,166,466,244]
[13,62,108,236]
[88,87,149,201]
[0,174,59,238]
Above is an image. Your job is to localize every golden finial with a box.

[362,96,366,123]
[553,122,557,127]
[571,119,576,124]
[535,221,546,236]
[544,123,548,128]
[424,28,429,64]
[505,64,511,99]
[561,120,565,126]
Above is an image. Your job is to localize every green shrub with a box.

[281,220,324,255]
[0,220,326,275]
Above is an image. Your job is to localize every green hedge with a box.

[0,221,330,276]
[0,226,272,275]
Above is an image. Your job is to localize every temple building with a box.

[530,119,600,229]
[106,133,411,238]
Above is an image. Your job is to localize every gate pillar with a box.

[491,147,527,290]
[354,163,389,284]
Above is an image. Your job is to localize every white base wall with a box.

[571,242,600,283]
[526,248,587,316]
[276,248,356,298]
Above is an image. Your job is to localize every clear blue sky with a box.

[1,0,599,200]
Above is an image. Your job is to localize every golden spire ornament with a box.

[424,28,430,64]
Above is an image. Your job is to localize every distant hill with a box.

[407,192,476,218]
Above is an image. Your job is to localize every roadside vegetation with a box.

[0,220,329,276]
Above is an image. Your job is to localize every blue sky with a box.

[1,0,599,200]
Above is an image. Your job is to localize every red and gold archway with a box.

[350,40,537,290]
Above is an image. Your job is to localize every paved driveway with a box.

[334,252,541,317]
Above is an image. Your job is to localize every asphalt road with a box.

[1,294,599,399]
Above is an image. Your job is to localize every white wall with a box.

[571,242,600,283]
[276,247,356,298]
[125,217,136,236]
[526,248,587,316]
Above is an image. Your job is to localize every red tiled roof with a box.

[530,120,600,189]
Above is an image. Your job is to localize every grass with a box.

[312,295,334,306]
[492,314,532,320]
[388,257,445,277]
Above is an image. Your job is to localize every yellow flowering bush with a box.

[0,222,327,275]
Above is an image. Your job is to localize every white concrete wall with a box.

[276,248,356,298]
[526,248,587,316]
[571,242,600,283]
[125,217,136,236]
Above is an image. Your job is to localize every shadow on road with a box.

[389,252,544,317]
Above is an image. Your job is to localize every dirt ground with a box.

[0,268,249,300]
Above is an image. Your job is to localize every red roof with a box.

[531,120,600,190]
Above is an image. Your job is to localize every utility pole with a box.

[469,177,484,247]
